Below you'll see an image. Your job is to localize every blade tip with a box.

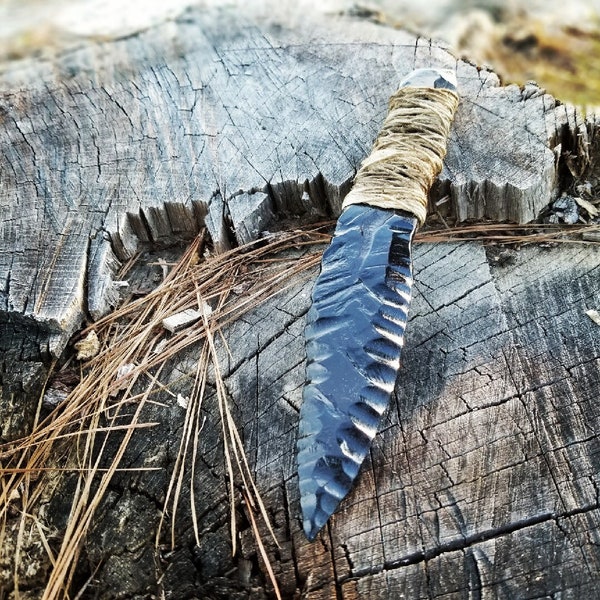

[301,506,330,542]
[303,520,322,542]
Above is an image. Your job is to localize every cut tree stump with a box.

[1,5,600,599]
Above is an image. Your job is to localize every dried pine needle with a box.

[1,226,326,599]
[244,489,282,600]
[416,221,600,244]
[1,218,598,598]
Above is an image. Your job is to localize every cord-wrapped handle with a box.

[341,68,459,225]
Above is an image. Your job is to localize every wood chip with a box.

[74,330,100,360]
[109,363,136,397]
[42,388,69,409]
[152,338,169,355]
[585,309,600,326]
[162,306,211,333]
[574,196,600,218]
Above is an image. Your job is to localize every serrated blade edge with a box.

[297,203,417,540]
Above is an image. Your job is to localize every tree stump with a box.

[1,6,599,599]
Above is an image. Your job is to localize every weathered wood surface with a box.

[1,5,600,599]
[69,240,600,600]
[0,7,588,380]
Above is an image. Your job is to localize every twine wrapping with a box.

[342,87,459,225]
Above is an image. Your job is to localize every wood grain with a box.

[0,9,588,352]
[1,5,599,598]
[75,241,600,598]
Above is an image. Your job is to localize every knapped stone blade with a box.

[297,203,417,540]
[297,67,458,541]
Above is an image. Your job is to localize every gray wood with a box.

[1,5,600,599]
[0,8,589,363]
[76,240,600,599]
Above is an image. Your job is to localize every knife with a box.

[297,67,459,541]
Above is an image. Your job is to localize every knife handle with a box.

[341,68,459,226]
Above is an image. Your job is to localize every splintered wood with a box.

[162,306,210,333]
[1,4,600,599]
[0,5,594,379]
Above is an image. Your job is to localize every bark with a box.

[0,5,599,599]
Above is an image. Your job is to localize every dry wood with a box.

[161,307,204,333]
[0,7,592,366]
[1,5,600,599]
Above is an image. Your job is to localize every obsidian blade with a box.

[297,67,458,541]
[297,204,416,540]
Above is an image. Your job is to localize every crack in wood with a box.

[343,503,600,582]
[2,7,600,598]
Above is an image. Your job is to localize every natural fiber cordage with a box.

[342,87,459,224]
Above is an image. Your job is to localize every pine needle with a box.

[1,218,597,598]
[244,489,282,600]
[1,226,326,598]
[416,221,600,244]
